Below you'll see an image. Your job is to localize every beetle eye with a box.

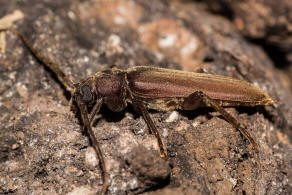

[81,85,95,102]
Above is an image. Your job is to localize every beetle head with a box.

[79,83,97,105]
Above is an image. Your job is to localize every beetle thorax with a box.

[96,75,123,97]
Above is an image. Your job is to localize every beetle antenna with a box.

[0,28,75,93]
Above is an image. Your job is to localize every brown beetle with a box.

[1,29,274,194]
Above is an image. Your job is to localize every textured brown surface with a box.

[203,0,292,91]
[0,0,291,194]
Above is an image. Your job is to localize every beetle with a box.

[1,29,274,194]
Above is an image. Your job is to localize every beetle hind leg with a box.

[182,91,259,153]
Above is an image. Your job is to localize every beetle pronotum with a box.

[1,29,274,194]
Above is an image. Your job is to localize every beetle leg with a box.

[134,100,166,158]
[182,91,259,153]
[89,99,103,126]
[75,96,108,194]
[81,98,103,133]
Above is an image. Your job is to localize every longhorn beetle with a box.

[1,29,274,194]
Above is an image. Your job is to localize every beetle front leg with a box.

[89,99,103,126]
[79,99,103,133]
[134,100,166,158]
[75,96,108,194]
[182,91,259,153]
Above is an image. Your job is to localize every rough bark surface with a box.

[0,0,291,194]
[203,0,292,91]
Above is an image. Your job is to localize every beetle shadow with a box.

[236,106,260,116]
[97,104,128,123]
[236,105,278,125]
[179,106,267,123]
[91,103,149,127]
[92,106,224,128]
[179,107,216,121]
